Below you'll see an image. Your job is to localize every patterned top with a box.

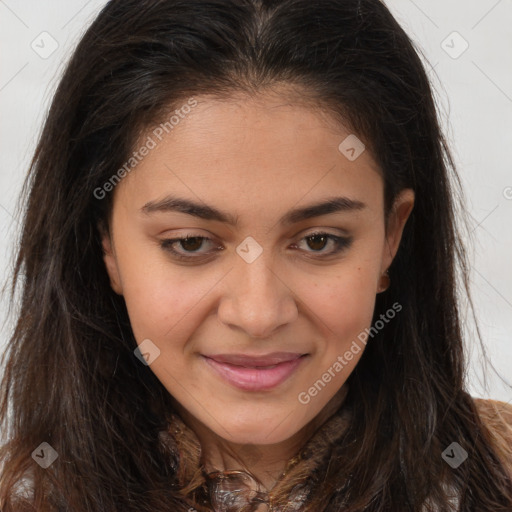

[158,397,512,511]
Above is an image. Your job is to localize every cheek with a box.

[294,267,377,402]
[303,265,377,343]
[121,269,211,345]
[111,235,200,343]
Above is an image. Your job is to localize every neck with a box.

[174,386,349,492]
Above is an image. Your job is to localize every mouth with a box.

[201,352,309,391]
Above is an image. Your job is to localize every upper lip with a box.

[204,352,305,367]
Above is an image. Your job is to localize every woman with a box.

[0,0,511,510]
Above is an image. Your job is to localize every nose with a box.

[217,251,298,339]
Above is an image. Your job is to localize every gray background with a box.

[1,1,511,402]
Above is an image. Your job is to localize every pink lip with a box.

[202,352,307,391]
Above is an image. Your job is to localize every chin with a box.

[214,410,307,445]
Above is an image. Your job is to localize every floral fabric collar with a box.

[158,402,352,512]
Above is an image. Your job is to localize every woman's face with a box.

[101,88,414,445]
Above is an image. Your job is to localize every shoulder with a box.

[473,397,512,474]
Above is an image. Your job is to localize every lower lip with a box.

[202,355,307,391]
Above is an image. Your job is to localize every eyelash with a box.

[159,231,352,262]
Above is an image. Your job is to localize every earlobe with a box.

[99,224,123,295]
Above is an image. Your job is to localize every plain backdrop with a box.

[0,0,511,403]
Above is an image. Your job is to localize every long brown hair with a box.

[1,0,511,510]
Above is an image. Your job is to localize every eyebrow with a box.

[140,194,366,226]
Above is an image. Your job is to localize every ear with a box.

[381,188,415,272]
[98,221,123,295]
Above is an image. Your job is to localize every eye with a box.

[160,234,220,261]
[292,231,352,257]
[159,231,352,262]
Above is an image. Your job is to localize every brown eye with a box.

[160,231,352,263]
[295,232,352,256]
[160,234,220,261]
[178,237,204,252]
[305,234,330,251]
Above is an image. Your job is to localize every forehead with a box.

[113,89,384,223]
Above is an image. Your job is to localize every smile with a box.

[201,353,308,391]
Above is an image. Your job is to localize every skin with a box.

[101,86,414,491]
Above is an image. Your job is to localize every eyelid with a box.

[159,229,352,262]
[159,233,221,260]
[299,227,351,239]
